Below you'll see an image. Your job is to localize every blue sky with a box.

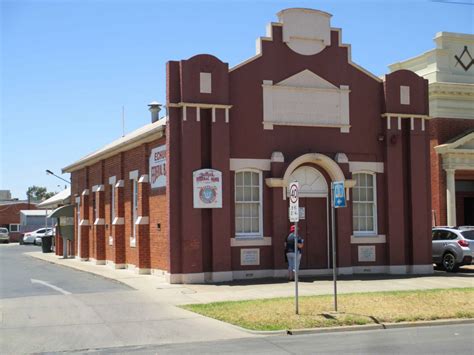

[1,0,473,199]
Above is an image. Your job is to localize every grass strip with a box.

[181,288,474,331]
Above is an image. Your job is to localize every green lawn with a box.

[181,288,474,331]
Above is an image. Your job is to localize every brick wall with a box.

[104,154,122,263]
[123,145,147,267]
[429,117,474,226]
[0,202,37,242]
[68,136,168,271]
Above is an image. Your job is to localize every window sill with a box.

[350,235,386,244]
[231,236,271,247]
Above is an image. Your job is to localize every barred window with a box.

[235,170,262,236]
[352,173,377,234]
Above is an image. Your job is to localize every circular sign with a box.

[199,185,217,204]
[289,183,299,203]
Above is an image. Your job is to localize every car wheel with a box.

[442,252,458,272]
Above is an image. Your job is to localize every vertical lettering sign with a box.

[193,169,223,208]
[149,145,166,188]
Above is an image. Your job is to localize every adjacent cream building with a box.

[391,32,474,226]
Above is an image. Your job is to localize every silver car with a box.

[0,228,9,243]
[432,227,474,272]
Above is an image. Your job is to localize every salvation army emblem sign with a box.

[193,169,222,208]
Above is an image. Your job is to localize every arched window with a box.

[352,172,377,235]
[235,170,262,237]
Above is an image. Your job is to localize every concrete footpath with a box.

[27,251,474,305]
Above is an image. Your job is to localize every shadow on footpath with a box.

[200,265,474,287]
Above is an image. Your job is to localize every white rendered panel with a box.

[200,72,212,94]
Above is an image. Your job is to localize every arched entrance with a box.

[288,166,329,269]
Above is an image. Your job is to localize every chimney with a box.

[148,101,162,123]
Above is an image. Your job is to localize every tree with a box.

[26,186,55,202]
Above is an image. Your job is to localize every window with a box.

[9,224,20,232]
[110,183,115,222]
[352,172,377,235]
[235,170,262,237]
[132,178,138,242]
[461,230,474,240]
[93,194,97,220]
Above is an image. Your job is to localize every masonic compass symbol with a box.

[454,46,474,72]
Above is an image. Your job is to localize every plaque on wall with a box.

[193,169,223,208]
[241,248,260,266]
[358,245,376,262]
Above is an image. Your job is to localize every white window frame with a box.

[129,170,139,247]
[234,169,263,238]
[352,171,378,236]
[9,224,20,232]
[110,182,115,222]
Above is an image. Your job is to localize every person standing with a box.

[285,224,304,281]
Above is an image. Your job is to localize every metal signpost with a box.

[331,181,346,312]
[288,181,299,315]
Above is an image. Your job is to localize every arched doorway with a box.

[288,166,329,270]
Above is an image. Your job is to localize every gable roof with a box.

[434,130,474,154]
[62,118,166,173]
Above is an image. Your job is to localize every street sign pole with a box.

[289,181,299,315]
[331,190,337,312]
[331,180,346,313]
[294,220,299,315]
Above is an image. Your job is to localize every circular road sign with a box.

[289,183,299,204]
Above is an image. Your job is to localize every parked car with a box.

[22,228,54,245]
[432,226,474,272]
[0,228,9,243]
[34,229,55,246]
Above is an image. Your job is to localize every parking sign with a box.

[289,182,299,222]
[332,181,346,208]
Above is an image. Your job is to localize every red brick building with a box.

[63,8,432,283]
[391,32,474,227]
[0,200,37,242]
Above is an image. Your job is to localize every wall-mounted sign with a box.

[358,245,376,262]
[454,46,473,72]
[241,248,260,266]
[149,145,166,188]
[193,169,222,208]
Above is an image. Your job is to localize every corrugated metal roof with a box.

[37,188,71,209]
[20,210,53,216]
[0,200,37,206]
[62,118,166,173]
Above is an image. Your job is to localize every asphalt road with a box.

[0,244,130,298]
[1,244,473,354]
[72,324,474,355]
[0,244,247,354]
